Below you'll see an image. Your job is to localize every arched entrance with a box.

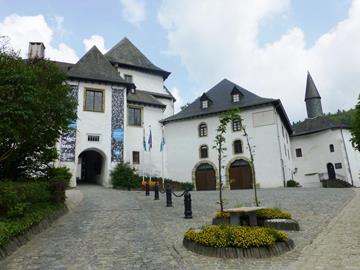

[195,163,216,191]
[327,163,336,179]
[78,149,104,185]
[229,159,253,189]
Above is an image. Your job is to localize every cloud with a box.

[169,87,184,113]
[83,35,107,53]
[120,0,146,26]
[0,14,78,63]
[158,0,360,121]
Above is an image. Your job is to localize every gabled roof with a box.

[292,116,349,137]
[127,90,166,108]
[105,37,170,79]
[67,46,130,86]
[162,79,292,133]
[305,72,321,100]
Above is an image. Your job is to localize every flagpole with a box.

[161,125,165,188]
[149,125,152,182]
[142,127,145,183]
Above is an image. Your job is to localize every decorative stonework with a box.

[183,237,295,258]
[111,87,125,162]
[60,85,79,162]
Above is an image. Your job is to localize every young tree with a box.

[0,40,77,179]
[213,109,240,212]
[351,95,360,151]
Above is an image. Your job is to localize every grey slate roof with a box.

[305,72,321,100]
[292,116,349,137]
[127,90,166,108]
[162,79,292,133]
[105,37,170,79]
[67,46,130,86]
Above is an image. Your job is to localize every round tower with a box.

[305,72,323,118]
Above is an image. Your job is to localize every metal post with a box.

[145,180,150,196]
[166,184,172,207]
[127,179,131,191]
[184,190,192,219]
[154,181,159,200]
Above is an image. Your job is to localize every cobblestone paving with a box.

[288,189,360,270]
[0,185,356,269]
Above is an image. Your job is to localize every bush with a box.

[184,225,287,248]
[0,202,63,247]
[255,208,292,219]
[111,162,138,189]
[286,180,300,187]
[47,167,72,188]
[0,181,51,218]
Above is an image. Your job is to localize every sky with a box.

[0,0,358,122]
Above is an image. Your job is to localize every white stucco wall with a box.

[291,128,359,187]
[117,67,165,94]
[164,105,292,188]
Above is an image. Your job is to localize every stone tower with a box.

[305,72,323,118]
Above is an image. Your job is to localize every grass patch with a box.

[0,202,64,247]
[185,225,287,248]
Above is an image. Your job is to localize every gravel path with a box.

[0,185,356,269]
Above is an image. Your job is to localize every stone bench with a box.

[223,207,265,226]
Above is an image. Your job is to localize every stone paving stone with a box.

[0,185,356,269]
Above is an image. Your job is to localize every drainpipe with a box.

[340,129,354,186]
[274,107,286,187]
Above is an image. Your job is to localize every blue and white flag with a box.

[143,127,147,151]
[160,127,165,152]
[148,127,152,151]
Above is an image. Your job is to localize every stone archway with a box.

[226,156,253,189]
[192,160,219,191]
[77,148,106,185]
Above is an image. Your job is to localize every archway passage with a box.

[195,163,216,191]
[327,163,336,179]
[229,159,253,189]
[78,150,103,184]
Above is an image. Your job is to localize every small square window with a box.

[132,151,140,164]
[200,145,208,159]
[296,148,302,157]
[124,74,133,83]
[88,135,100,142]
[128,107,142,126]
[201,100,208,109]
[232,94,240,102]
[335,163,342,169]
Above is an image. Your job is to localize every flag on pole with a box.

[143,127,147,151]
[148,127,152,151]
[160,126,165,152]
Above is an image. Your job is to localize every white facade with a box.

[291,129,360,187]
[165,105,293,188]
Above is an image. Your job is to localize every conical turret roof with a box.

[305,72,321,100]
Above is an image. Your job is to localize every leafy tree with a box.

[213,109,241,212]
[351,95,360,151]
[0,40,77,179]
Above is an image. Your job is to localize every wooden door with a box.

[229,160,253,189]
[195,164,216,190]
[327,163,336,179]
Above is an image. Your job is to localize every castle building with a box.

[291,72,360,187]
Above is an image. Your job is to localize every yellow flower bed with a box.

[184,225,287,248]
[255,208,292,219]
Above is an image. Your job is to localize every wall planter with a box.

[183,237,295,258]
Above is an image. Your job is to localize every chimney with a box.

[28,42,45,59]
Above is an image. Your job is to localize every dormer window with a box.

[232,93,240,102]
[202,100,208,109]
[231,86,242,103]
[124,74,133,83]
[200,93,211,109]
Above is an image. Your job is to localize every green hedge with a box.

[136,175,194,191]
[185,225,287,248]
[286,180,300,187]
[47,167,72,188]
[0,202,63,247]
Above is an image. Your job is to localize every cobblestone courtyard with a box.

[0,185,358,269]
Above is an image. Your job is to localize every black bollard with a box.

[154,182,159,200]
[127,180,131,191]
[184,190,192,219]
[166,184,172,207]
[145,180,150,196]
